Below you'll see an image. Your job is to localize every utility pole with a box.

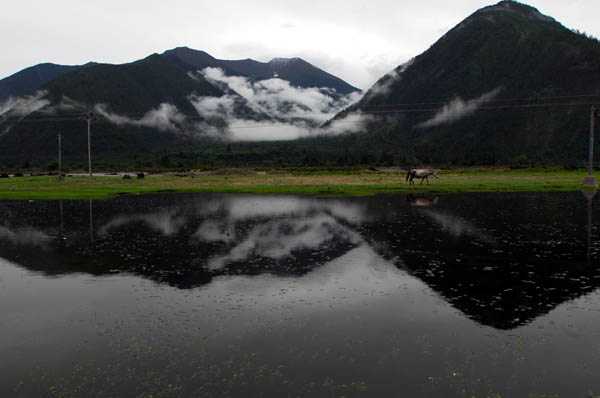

[56,132,64,181]
[582,105,599,187]
[84,112,96,178]
[582,189,597,264]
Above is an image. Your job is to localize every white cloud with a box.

[94,103,187,132]
[362,58,414,102]
[185,68,369,140]
[187,93,237,120]
[0,90,50,118]
[1,0,599,92]
[198,67,360,124]
[417,87,502,128]
[92,66,369,141]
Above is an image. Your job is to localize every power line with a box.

[4,101,595,122]
[4,90,598,120]
[360,92,600,109]
[1,92,599,129]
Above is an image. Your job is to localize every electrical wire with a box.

[1,92,598,128]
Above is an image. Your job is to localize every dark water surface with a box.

[1,192,599,397]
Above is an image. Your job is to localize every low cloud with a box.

[417,87,502,128]
[95,68,368,141]
[362,58,414,101]
[94,103,187,132]
[41,95,86,114]
[199,67,361,124]
[188,81,370,141]
[188,94,237,120]
[212,111,372,141]
[0,90,50,118]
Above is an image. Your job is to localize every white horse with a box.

[406,169,439,185]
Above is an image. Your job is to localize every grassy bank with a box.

[0,168,595,200]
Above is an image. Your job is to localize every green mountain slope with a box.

[164,47,361,95]
[0,55,252,166]
[0,63,79,102]
[0,48,359,168]
[335,0,600,165]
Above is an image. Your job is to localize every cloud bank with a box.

[362,58,414,102]
[198,67,362,124]
[94,103,187,132]
[90,68,369,141]
[417,87,502,128]
[0,90,50,118]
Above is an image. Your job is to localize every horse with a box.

[405,169,439,185]
[406,194,439,206]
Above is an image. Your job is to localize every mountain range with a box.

[332,0,600,165]
[1,0,600,169]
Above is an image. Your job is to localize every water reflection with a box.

[406,193,438,207]
[0,192,598,330]
[420,208,497,244]
[98,209,186,236]
[188,197,365,270]
[0,224,52,248]
[583,189,597,263]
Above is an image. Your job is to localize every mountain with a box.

[0,48,361,168]
[331,0,600,165]
[0,63,80,102]
[163,47,360,96]
[3,1,599,169]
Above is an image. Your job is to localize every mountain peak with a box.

[477,1,556,23]
[344,0,600,165]
[269,57,302,65]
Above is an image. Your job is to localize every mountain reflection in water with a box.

[0,192,598,330]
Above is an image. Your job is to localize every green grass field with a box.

[0,168,596,199]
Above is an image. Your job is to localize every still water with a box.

[0,192,599,397]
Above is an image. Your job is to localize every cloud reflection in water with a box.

[0,225,53,248]
[191,196,366,270]
[98,210,186,236]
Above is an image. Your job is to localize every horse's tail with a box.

[405,170,411,182]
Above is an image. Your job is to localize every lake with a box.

[1,192,599,397]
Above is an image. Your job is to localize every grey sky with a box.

[2,0,599,89]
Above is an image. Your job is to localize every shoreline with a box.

[0,168,596,200]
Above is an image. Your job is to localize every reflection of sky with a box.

[214,244,422,308]
[0,225,52,248]
[216,196,368,224]
[93,195,501,271]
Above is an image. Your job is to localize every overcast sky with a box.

[2,0,599,89]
